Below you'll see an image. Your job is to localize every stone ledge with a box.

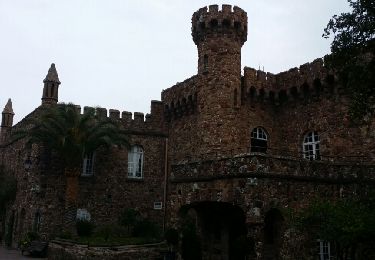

[48,239,167,260]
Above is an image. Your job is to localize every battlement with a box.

[162,76,199,122]
[64,100,164,131]
[192,4,247,45]
[242,57,338,105]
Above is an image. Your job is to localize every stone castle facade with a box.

[1,4,375,259]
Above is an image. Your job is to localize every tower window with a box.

[251,127,268,153]
[234,89,238,107]
[303,131,320,160]
[203,55,208,72]
[128,145,144,178]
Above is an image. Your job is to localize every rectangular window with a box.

[82,152,94,176]
[128,145,144,178]
[317,240,331,260]
[154,202,163,210]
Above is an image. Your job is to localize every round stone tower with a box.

[192,5,248,153]
[192,4,247,77]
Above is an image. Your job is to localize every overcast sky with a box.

[1,0,350,124]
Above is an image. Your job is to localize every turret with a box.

[1,98,14,128]
[1,99,14,143]
[42,63,61,105]
[192,5,247,75]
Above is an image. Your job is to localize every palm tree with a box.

[15,103,129,228]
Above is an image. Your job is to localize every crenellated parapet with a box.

[192,4,247,46]
[162,76,199,122]
[71,100,165,133]
[242,57,337,105]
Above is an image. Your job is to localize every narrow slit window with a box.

[203,55,208,72]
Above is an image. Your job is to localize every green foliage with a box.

[164,228,179,246]
[0,165,17,217]
[132,219,161,239]
[95,224,127,242]
[57,230,72,239]
[19,232,41,249]
[13,103,129,170]
[74,222,160,246]
[118,208,141,234]
[76,235,158,246]
[292,194,375,258]
[76,219,94,237]
[323,0,375,121]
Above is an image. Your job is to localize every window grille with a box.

[303,131,320,160]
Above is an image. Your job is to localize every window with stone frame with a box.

[317,240,332,260]
[303,131,320,160]
[128,145,144,178]
[82,152,95,176]
[250,127,268,153]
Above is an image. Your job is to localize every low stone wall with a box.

[48,239,167,260]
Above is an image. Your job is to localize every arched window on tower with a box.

[303,131,320,160]
[250,127,268,153]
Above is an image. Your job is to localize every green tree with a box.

[0,165,17,218]
[118,208,141,235]
[323,0,375,121]
[14,104,128,227]
[293,195,375,259]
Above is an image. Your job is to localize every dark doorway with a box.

[263,208,284,259]
[180,202,253,260]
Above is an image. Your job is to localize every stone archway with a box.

[179,201,252,260]
[262,208,284,260]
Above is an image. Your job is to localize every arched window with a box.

[128,145,144,178]
[303,131,320,160]
[251,127,268,153]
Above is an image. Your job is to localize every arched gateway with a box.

[179,202,254,260]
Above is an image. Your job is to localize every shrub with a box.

[57,230,72,239]
[19,232,41,249]
[76,219,94,237]
[95,224,127,241]
[132,219,160,238]
[165,228,179,246]
[118,208,140,235]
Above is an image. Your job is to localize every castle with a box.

[1,4,375,259]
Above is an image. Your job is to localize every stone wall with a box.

[0,104,167,247]
[48,239,166,260]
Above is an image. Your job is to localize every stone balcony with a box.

[170,150,375,183]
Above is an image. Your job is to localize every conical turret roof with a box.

[3,98,14,114]
[43,63,60,84]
